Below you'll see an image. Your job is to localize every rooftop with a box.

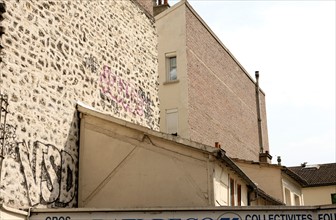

[288,163,336,187]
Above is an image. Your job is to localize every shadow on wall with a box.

[0,100,79,208]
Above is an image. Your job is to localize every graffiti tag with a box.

[18,140,76,206]
[99,65,153,118]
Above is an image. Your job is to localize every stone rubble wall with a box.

[0,0,159,208]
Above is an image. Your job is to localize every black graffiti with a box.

[18,140,76,206]
[83,53,98,73]
[46,217,71,220]
[0,124,17,159]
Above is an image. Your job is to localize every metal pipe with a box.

[255,71,264,153]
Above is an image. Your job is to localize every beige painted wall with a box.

[156,1,190,138]
[235,161,284,202]
[213,163,248,206]
[235,161,306,206]
[78,106,251,208]
[282,174,303,206]
[79,108,210,208]
[302,186,336,205]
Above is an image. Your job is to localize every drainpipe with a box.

[255,71,264,153]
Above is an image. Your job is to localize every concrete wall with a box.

[0,0,159,208]
[213,163,248,206]
[282,174,303,205]
[185,4,269,161]
[78,105,251,208]
[302,186,336,206]
[156,2,190,138]
[235,161,284,202]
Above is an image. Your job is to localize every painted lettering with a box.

[18,140,75,206]
[45,216,71,220]
[99,65,154,120]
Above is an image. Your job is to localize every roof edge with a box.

[184,0,266,95]
[77,102,219,155]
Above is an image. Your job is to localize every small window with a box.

[230,178,235,206]
[166,55,177,81]
[284,188,291,205]
[294,194,300,205]
[166,108,178,135]
[237,184,242,206]
[331,193,336,204]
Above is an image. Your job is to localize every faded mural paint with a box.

[100,65,154,120]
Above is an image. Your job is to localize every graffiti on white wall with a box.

[99,65,154,118]
[0,94,76,207]
[18,140,76,206]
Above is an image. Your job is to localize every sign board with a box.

[30,207,336,220]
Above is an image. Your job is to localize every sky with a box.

[169,0,336,166]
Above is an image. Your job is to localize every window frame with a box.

[284,188,291,205]
[165,108,178,135]
[230,178,235,206]
[331,193,336,204]
[237,184,242,206]
[165,52,178,83]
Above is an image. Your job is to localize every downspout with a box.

[255,71,264,153]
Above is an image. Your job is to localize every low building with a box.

[77,104,282,208]
[233,159,304,206]
[288,163,336,205]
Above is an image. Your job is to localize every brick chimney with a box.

[259,151,272,163]
[153,0,170,16]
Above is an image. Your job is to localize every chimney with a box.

[277,156,281,165]
[153,0,170,16]
[259,150,272,163]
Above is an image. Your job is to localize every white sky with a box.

[169,0,336,166]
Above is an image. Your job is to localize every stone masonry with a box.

[0,0,159,208]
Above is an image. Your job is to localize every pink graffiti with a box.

[99,65,150,116]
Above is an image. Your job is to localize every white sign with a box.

[30,207,336,220]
